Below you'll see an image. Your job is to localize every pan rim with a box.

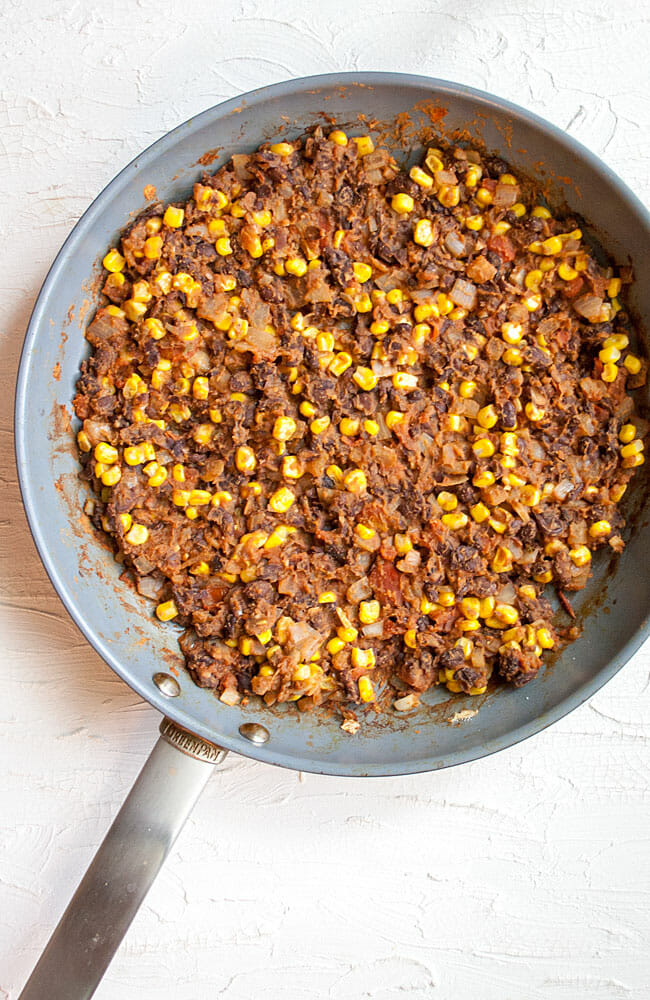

[14,70,650,776]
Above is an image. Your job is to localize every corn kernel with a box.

[391,192,414,215]
[156,600,178,622]
[599,344,621,364]
[619,424,636,444]
[464,213,484,231]
[465,165,482,188]
[352,261,372,284]
[310,415,331,435]
[272,416,297,442]
[386,410,405,430]
[392,372,418,391]
[319,592,337,604]
[442,511,468,530]
[475,187,493,206]
[394,533,413,556]
[472,438,495,459]
[624,354,642,375]
[339,417,360,437]
[269,487,295,513]
[491,545,513,573]
[358,600,381,625]
[622,453,645,468]
[413,218,435,247]
[270,142,294,156]
[329,351,352,377]
[299,401,316,419]
[352,135,375,156]
[541,236,562,255]
[495,603,518,626]
[589,520,611,539]
[358,675,375,702]
[409,165,433,189]
[94,442,118,464]
[601,362,618,383]
[436,491,458,512]
[621,439,644,458]
[329,129,348,146]
[281,456,303,480]
[125,523,148,545]
[461,597,481,620]
[327,637,346,656]
[404,629,417,649]
[532,205,551,219]
[215,237,233,257]
[524,293,542,311]
[233,445,256,474]
[470,502,490,523]
[355,523,376,541]
[525,402,545,422]
[344,469,367,493]
[338,625,358,644]
[285,257,308,277]
[438,185,460,208]
[503,347,524,366]
[353,366,378,391]
[569,545,591,567]
[163,206,184,228]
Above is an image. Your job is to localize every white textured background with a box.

[1,2,649,998]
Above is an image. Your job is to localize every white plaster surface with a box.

[1,2,649,997]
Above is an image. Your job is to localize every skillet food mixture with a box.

[74,126,647,719]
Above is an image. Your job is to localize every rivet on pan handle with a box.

[18,718,228,1000]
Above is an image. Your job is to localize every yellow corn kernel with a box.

[99,464,121,486]
[329,351,352,377]
[539,236,562,255]
[459,380,477,399]
[539,259,555,273]
[433,589,453,609]
[354,524,375,544]
[285,257,308,277]
[125,523,148,545]
[413,218,435,247]
[475,186,493,206]
[337,417,359,438]
[191,424,213,447]
[357,421,378,441]
[533,628,553,651]
[77,430,92,453]
[391,372,417,393]
[351,647,376,671]
[103,248,126,273]
[338,625,359,644]
[105,305,126,319]
[503,346,524,367]
[557,261,578,281]
[491,545,513,573]
[299,400,317,420]
[589,520,611,539]
[464,164,482,188]
[94,442,118,465]
[184,489,209,508]
[458,618,480,632]
[268,141,293,157]
[318,591,337,604]
[442,511,468,530]
[328,129,348,146]
[352,261,373,283]
[325,637,345,657]
[567,546,592,568]
[615,424,635,447]
[624,354,642,375]
[520,485,541,507]
[208,409,222,425]
[269,487,295,513]
[211,490,233,507]
[215,237,233,256]
[475,596,495,620]
[233,445,256,474]
[163,206,184,228]
[351,135,374,156]
[391,192,415,215]
[386,410,405,430]
[472,438,495,459]
[494,603,518,626]
[393,533,413,556]
[155,600,178,622]
[358,675,375,702]
[524,293,542,311]
[500,432,518,455]
[464,213,484,231]
[358,600,381,625]
[470,502,490,523]
[353,366,378,391]
[610,483,627,502]
[409,165,433,189]
[436,491,458,512]
[601,362,618,383]
[460,597,481,620]
[525,402,545,422]
[438,185,460,208]
[620,438,644,459]
[531,205,551,219]
[272,416,297,442]
[404,629,417,650]
[353,293,372,313]
[316,330,335,352]
[474,405,497,430]
[310,416,331,435]
[124,299,148,323]
[599,344,621,364]
[344,469,367,494]
[525,269,543,291]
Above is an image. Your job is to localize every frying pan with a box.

[14,72,650,998]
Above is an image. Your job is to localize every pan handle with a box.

[18,718,228,1000]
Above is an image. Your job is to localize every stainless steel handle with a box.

[19,718,227,1000]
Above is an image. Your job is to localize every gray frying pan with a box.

[14,73,650,999]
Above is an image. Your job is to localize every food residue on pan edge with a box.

[71,121,646,730]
